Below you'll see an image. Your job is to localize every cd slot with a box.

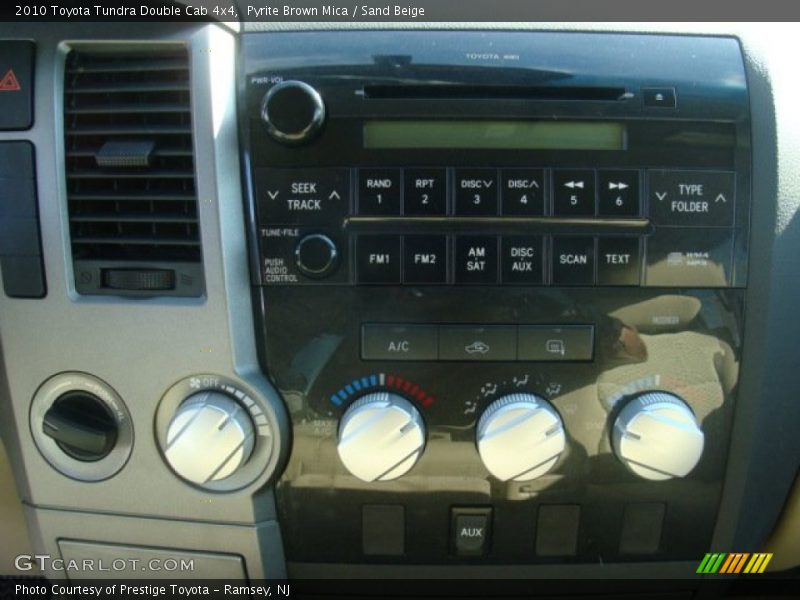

[362,84,630,102]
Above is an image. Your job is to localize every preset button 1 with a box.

[358,168,401,215]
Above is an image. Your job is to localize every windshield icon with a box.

[465,341,491,355]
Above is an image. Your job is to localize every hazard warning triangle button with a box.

[0,69,21,92]
[0,41,34,130]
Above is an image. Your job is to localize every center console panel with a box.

[240,31,750,565]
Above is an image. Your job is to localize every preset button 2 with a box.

[404,168,446,215]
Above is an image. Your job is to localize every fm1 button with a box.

[452,508,492,557]
[295,234,338,278]
[357,235,401,284]
[362,324,438,361]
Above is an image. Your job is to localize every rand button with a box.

[361,324,438,361]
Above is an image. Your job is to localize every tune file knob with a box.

[337,392,426,482]
[260,80,326,144]
[611,391,705,481]
[165,391,256,484]
[476,393,566,481]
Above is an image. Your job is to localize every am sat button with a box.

[362,324,438,361]
[455,236,499,284]
[648,170,735,227]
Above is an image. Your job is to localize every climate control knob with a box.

[476,393,566,482]
[612,392,704,481]
[165,391,255,485]
[337,392,425,482]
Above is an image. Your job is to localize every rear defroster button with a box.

[295,234,338,278]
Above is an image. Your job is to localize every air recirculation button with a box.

[42,392,118,461]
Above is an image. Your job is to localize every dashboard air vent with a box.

[64,46,203,296]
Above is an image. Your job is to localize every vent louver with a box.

[64,46,203,296]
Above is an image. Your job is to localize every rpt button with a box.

[648,170,735,227]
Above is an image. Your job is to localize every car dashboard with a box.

[0,17,799,595]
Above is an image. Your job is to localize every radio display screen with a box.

[363,120,626,150]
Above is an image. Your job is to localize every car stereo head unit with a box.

[241,31,750,569]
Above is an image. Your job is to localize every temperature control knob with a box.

[476,393,566,482]
[261,80,325,144]
[337,392,425,482]
[612,392,704,481]
[165,391,255,485]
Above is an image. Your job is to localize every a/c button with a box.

[362,324,438,361]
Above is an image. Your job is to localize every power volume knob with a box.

[476,393,566,482]
[261,80,325,144]
[337,392,426,482]
[612,391,705,481]
[165,391,255,485]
